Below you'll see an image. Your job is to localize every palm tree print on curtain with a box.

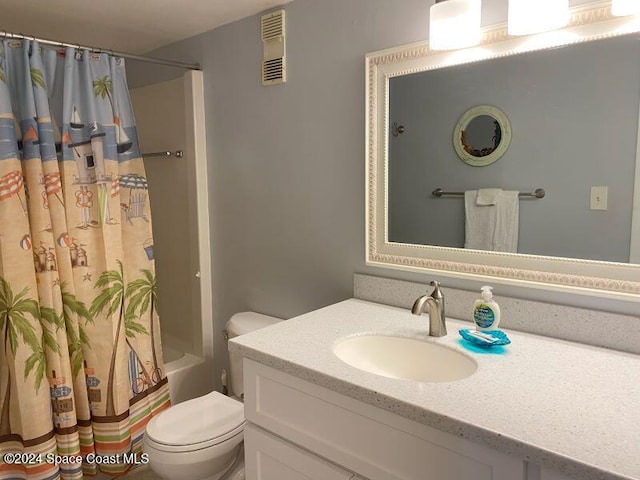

[61,283,92,379]
[0,280,41,435]
[0,40,169,480]
[126,270,160,377]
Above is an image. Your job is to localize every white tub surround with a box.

[230,299,640,480]
[131,71,214,405]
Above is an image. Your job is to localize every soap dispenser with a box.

[473,286,501,331]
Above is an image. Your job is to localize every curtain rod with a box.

[0,31,201,71]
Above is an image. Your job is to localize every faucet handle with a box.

[429,280,444,299]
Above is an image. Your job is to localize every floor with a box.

[122,466,161,480]
[94,466,161,480]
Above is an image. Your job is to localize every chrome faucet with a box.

[411,281,447,337]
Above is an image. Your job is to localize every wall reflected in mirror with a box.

[388,34,640,264]
[463,115,500,157]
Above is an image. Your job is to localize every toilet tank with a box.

[226,312,282,398]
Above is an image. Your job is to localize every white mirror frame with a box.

[453,105,511,167]
[365,0,640,302]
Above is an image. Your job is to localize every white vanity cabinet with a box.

[243,359,525,480]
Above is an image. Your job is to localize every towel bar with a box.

[432,188,545,199]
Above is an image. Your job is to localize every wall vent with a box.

[261,9,286,85]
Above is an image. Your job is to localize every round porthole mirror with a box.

[453,105,511,167]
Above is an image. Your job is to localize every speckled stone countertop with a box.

[229,299,640,480]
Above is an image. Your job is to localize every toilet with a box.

[144,312,282,480]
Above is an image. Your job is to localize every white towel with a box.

[465,190,519,253]
[476,188,502,206]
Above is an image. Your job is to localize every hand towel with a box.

[465,191,494,250]
[493,191,519,253]
[476,188,502,206]
[465,190,519,253]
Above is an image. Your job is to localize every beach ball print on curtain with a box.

[0,40,170,479]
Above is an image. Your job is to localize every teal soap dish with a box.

[459,329,511,347]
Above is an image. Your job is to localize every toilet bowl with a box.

[144,312,282,480]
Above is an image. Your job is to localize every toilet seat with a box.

[145,391,245,453]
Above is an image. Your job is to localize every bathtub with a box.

[163,345,185,364]
[162,345,214,405]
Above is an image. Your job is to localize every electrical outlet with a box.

[590,186,608,211]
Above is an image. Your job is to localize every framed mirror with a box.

[366,1,640,300]
[454,105,511,166]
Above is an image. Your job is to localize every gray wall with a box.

[388,36,639,263]
[125,0,630,392]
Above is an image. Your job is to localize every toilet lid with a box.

[146,391,244,447]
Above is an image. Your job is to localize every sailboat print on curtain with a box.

[70,106,83,129]
[115,120,132,154]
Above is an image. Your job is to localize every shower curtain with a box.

[0,40,170,479]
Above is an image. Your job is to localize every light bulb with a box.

[612,0,640,16]
[429,0,482,51]
[508,0,569,36]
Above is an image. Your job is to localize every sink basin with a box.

[333,335,477,382]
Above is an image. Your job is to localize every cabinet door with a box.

[245,423,356,480]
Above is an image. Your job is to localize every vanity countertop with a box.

[229,299,640,480]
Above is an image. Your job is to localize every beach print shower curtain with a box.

[0,40,170,479]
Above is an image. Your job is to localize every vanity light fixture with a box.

[611,0,640,16]
[507,0,569,36]
[429,0,481,51]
